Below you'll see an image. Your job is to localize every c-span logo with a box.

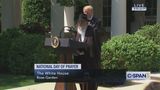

[126,71,150,80]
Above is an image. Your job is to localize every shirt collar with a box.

[88,15,93,20]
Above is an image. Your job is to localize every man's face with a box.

[83,9,93,18]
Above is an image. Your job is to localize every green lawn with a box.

[0,74,37,90]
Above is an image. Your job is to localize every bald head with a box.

[83,5,93,19]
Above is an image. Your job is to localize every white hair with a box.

[83,5,93,12]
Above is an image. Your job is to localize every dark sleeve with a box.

[90,17,101,31]
[85,26,94,47]
[85,26,94,57]
[92,18,101,47]
[85,26,94,37]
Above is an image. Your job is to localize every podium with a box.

[45,37,86,90]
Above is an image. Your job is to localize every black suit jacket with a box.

[89,17,97,28]
[89,16,101,68]
[74,26,98,69]
[75,26,94,58]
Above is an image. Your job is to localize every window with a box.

[145,0,157,16]
[145,0,157,25]
[103,0,111,27]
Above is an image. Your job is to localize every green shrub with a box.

[57,0,74,7]
[22,0,51,28]
[0,28,58,74]
[19,22,50,35]
[135,24,160,45]
[8,34,57,74]
[0,28,23,73]
[101,34,160,71]
[57,0,87,7]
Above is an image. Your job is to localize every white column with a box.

[157,0,160,23]
[111,0,126,36]
[64,6,74,32]
[1,0,21,31]
[51,1,74,36]
[51,0,64,36]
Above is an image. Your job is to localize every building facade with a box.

[1,0,160,38]
[91,0,160,37]
[1,0,21,31]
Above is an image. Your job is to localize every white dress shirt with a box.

[77,26,87,42]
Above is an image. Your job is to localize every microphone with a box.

[64,26,77,33]
[69,26,77,33]
[60,26,77,38]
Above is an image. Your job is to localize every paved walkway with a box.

[7,73,160,90]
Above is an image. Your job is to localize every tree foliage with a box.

[22,0,51,28]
